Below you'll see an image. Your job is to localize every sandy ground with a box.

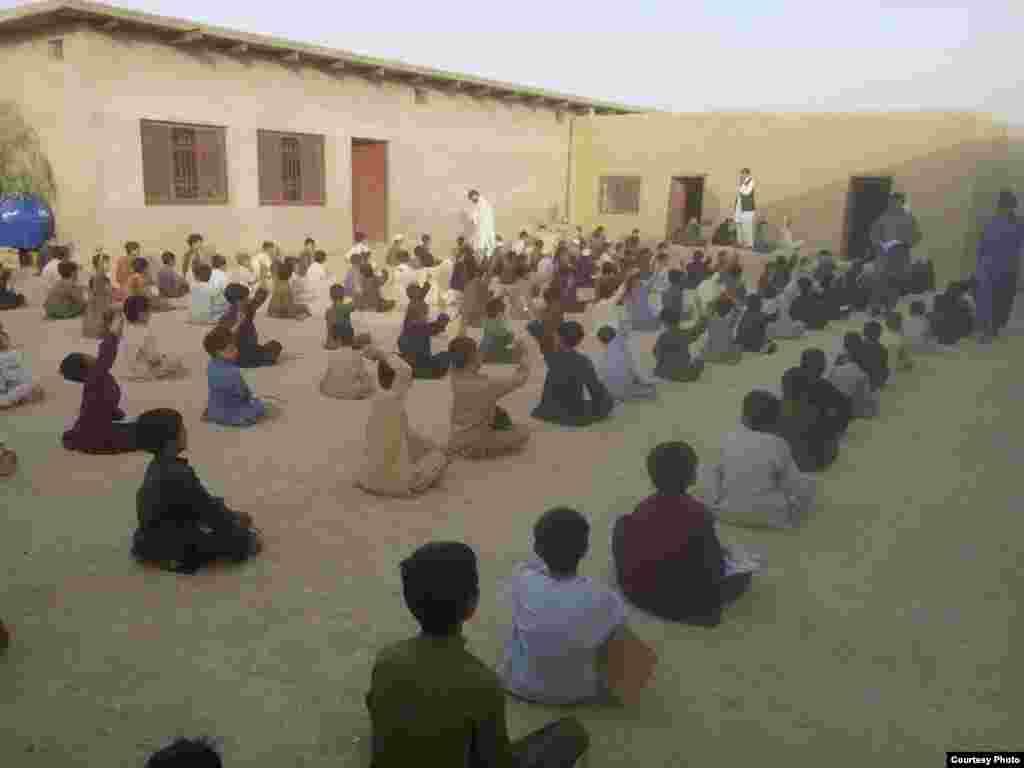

[1,271,1021,767]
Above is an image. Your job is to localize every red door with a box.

[351,141,388,242]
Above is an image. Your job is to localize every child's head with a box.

[132,256,149,275]
[92,250,109,272]
[123,295,150,324]
[667,269,683,286]
[863,320,883,342]
[124,241,140,257]
[145,737,221,768]
[448,336,479,371]
[647,441,698,494]
[781,367,812,403]
[211,253,227,270]
[800,347,827,378]
[659,307,682,328]
[60,349,97,383]
[223,283,249,305]
[161,251,176,267]
[304,237,315,249]
[533,507,590,578]
[692,249,705,262]
[843,331,863,355]
[57,260,77,280]
[136,408,187,456]
[261,240,276,254]
[557,320,585,350]
[797,276,813,295]
[329,283,346,303]
[596,325,617,345]
[203,325,238,361]
[400,541,479,636]
[745,294,762,313]
[909,300,926,317]
[195,263,213,283]
[187,234,203,248]
[884,311,903,333]
[742,390,781,432]
[485,297,504,318]
[314,249,327,264]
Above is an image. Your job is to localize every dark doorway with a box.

[667,176,705,241]
[351,138,388,242]
[843,176,893,260]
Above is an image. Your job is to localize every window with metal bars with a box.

[598,176,642,215]
[172,127,198,200]
[281,137,301,202]
[140,120,228,205]
[257,130,325,206]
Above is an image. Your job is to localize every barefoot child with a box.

[132,408,262,575]
[202,325,268,427]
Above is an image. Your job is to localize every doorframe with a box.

[841,175,893,260]
[665,174,707,240]
[351,137,389,242]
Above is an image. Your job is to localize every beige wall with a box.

[4,25,572,274]
[572,111,1009,286]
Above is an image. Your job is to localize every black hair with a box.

[314,250,327,263]
[57,260,77,279]
[485,297,504,317]
[797,276,813,294]
[557,320,585,349]
[203,325,235,358]
[647,441,698,495]
[145,737,222,768]
[742,390,781,432]
[136,409,185,455]
[132,256,149,274]
[781,367,812,402]
[329,283,346,302]
[596,325,617,344]
[745,294,762,312]
[262,241,275,251]
[187,234,203,247]
[843,332,863,355]
[667,269,683,286]
[448,336,478,370]
[909,300,926,316]
[400,541,479,636]
[305,237,315,246]
[195,263,213,282]
[161,251,176,266]
[863,320,883,342]
[211,253,227,269]
[123,295,149,322]
[59,352,89,383]
[223,283,249,305]
[533,507,590,578]
[124,241,140,254]
[800,347,827,376]
[659,307,682,327]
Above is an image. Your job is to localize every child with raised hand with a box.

[132,408,261,575]
[202,324,268,427]
[614,441,754,626]
[60,308,139,453]
[221,283,282,367]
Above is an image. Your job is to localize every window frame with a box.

[140,119,229,206]
[257,130,326,207]
[598,175,642,215]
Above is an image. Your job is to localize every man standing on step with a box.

[734,169,757,249]
[869,192,922,315]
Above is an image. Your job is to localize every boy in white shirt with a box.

[209,253,230,294]
[500,507,628,705]
[188,264,229,325]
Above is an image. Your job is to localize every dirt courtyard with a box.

[1,274,1021,767]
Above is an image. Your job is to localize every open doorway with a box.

[351,138,388,242]
[843,176,893,260]
[667,176,705,241]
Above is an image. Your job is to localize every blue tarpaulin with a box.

[0,194,54,250]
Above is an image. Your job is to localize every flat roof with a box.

[0,0,646,115]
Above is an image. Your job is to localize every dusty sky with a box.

[6,0,1022,124]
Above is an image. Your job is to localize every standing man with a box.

[467,189,496,267]
[735,168,757,249]
[868,192,922,315]
[975,189,1023,343]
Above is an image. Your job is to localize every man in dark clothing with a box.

[367,541,590,768]
[529,321,615,427]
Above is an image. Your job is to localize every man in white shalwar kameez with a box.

[467,189,497,265]
[734,169,757,249]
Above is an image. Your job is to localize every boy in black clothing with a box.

[131,408,262,575]
[860,320,891,390]
[734,294,778,354]
[799,348,852,439]
[929,282,974,345]
[776,367,839,473]
[789,277,829,330]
